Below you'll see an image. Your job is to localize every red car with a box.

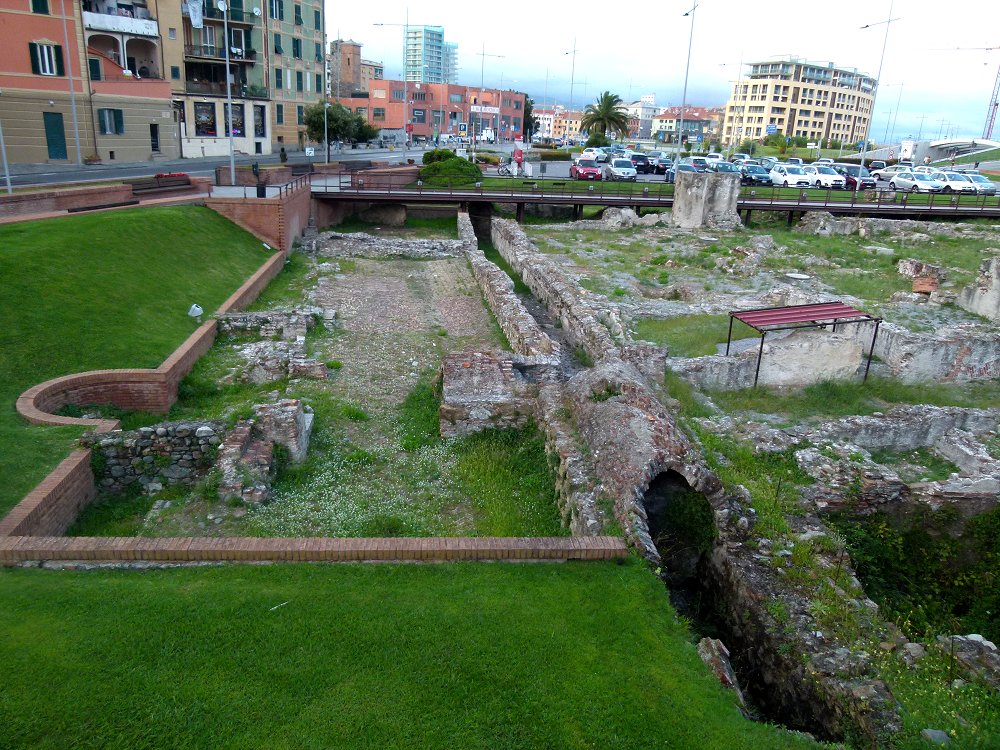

[570,158,602,180]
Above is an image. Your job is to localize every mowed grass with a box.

[0,561,825,750]
[636,315,758,357]
[0,206,275,517]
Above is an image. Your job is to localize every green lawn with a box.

[0,206,275,517]
[636,315,758,358]
[0,560,825,750]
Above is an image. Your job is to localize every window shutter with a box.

[114,109,124,135]
[54,45,64,76]
[278,1,284,20]
[29,43,40,74]
[32,0,49,14]
[88,57,102,81]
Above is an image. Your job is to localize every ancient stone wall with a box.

[458,213,560,361]
[958,255,1000,322]
[671,171,742,230]
[314,231,464,259]
[490,218,626,363]
[439,351,535,438]
[81,421,225,494]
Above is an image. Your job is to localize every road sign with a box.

[889,149,895,158]
[766,124,777,135]
[786,137,791,144]
[858,141,865,151]
[736,127,743,134]
[459,123,467,134]
[696,134,703,143]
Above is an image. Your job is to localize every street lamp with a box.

[676,2,698,161]
[217,0,236,184]
[474,43,504,161]
[564,40,576,140]
[859,0,900,172]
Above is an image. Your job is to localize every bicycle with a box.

[497,161,513,177]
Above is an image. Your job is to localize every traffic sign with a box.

[696,134,703,143]
[766,124,777,134]
[889,149,895,158]
[857,141,865,151]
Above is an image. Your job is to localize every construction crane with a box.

[985,64,1000,140]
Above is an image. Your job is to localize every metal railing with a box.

[183,81,269,99]
[210,173,313,199]
[184,45,257,62]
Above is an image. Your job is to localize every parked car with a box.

[968,173,998,195]
[711,161,742,175]
[705,152,724,164]
[679,156,710,172]
[913,165,937,174]
[929,172,977,194]
[577,147,608,163]
[570,159,603,180]
[887,171,946,193]
[815,157,835,164]
[769,164,811,187]
[868,160,887,171]
[648,152,672,175]
[740,164,772,186]
[871,164,914,181]
[832,163,877,190]
[665,163,699,183]
[802,165,847,189]
[730,152,751,163]
[786,157,804,166]
[629,153,653,174]
[605,158,638,181]
[760,156,780,171]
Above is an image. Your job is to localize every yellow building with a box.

[722,57,876,148]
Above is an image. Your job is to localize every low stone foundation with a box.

[439,351,535,438]
[313,230,464,260]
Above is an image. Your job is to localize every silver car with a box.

[968,174,998,196]
[604,158,637,181]
[929,172,978,194]
[887,171,946,193]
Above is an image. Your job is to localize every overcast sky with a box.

[325,0,1000,143]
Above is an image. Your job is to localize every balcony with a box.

[185,45,257,63]
[185,81,269,99]
[83,9,158,37]
[202,5,259,24]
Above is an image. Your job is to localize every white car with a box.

[968,173,998,196]
[814,157,834,164]
[802,165,847,189]
[887,171,946,193]
[929,172,978,194]
[769,164,811,187]
[604,158,637,181]
[576,147,608,163]
[705,152,724,164]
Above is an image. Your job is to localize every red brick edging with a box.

[0,535,628,564]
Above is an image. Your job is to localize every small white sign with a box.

[470,105,500,115]
[304,147,315,156]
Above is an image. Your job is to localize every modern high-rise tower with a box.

[404,25,456,84]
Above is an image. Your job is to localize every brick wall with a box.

[206,179,311,253]
[0,451,96,537]
[7,249,288,537]
[0,534,627,564]
[0,185,135,218]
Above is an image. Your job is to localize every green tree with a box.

[304,102,379,146]
[522,96,538,141]
[579,91,630,140]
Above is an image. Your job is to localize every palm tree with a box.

[580,91,630,140]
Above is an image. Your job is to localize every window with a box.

[170,65,180,80]
[412,92,426,101]
[273,33,282,54]
[449,93,462,104]
[269,0,283,20]
[274,68,282,89]
[314,42,322,62]
[254,105,266,137]
[313,9,320,29]
[411,109,425,124]
[373,107,385,121]
[292,38,301,59]
[392,89,403,100]
[372,88,386,99]
[294,3,302,24]
[194,102,216,136]
[98,108,124,135]
[276,103,284,124]
[224,103,245,136]
[296,70,303,91]
[355,107,367,117]
[314,73,322,92]
[168,27,176,40]
[28,42,63,76]
[514,100,522,110]
[88,58,102,81]
[31,0,48,13]
[296,105,304,125]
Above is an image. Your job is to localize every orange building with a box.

[338,78,526,144]
[0,0,179,163]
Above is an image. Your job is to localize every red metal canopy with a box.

[726,302,882,386]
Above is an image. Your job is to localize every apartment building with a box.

[651,106,719,143]
[338,79,525,144]
[266,0,323,147]
[721,57,876,147]
[404,26,456,85]
[1,0,179,164]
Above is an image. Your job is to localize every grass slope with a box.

[0,206,274,516]
[0,561,823,750]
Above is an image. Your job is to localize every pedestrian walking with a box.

[279,146,288,163]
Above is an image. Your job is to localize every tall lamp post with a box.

[217,0,236,184]
[676,2,698,162]
[564,40,576,141]
[474,44,504,161]
[859,0,900,173]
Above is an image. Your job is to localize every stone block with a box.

[671,172,741,230]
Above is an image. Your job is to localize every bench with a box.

[290,163,314,176]
[342,160,373,172]
[130,175,193,195]
[67,199,140,213]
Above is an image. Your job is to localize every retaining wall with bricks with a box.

[0,535,627,565]
[206,180,311,252]
[7,249,288,538]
